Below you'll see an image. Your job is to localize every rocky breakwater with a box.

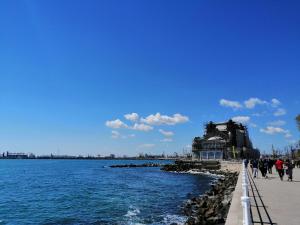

[163,160,221,171]
[110,163,161,168]
[183,171,238,225]
[162,161,239,225]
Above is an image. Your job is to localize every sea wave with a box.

[124,205,144,225]
[160,214,187,225]
[173,169,224,178]
[124,207,187,225]
[2,160,211,225]
[125,208,141,218]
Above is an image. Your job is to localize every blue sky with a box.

[0,0,299,156]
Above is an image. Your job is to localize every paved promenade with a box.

[248,167,300,225]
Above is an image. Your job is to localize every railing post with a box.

[241,160,252,225]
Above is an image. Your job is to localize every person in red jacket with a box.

[275,158,284,181]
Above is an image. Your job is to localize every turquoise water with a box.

[0,160,214,225]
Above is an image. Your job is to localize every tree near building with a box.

[296,114,300,131]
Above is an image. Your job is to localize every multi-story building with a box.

[5,151,29,159]
[192,120,260,160]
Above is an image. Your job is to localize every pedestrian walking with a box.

[244,159,249,168]
[252,159,258,178]
[275,158,284,181]
[263,159,268,178]
[259,159,266,178]
[297,160,300,168]
[250,159,254,174]
[267,158,273,174]
[286,159,294,181]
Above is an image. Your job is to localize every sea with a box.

[0,160,215,225]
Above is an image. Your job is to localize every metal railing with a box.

[241,160,252,225]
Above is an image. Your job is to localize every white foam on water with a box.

[184,169,224,178]
[124,205,144,225]
[125,206,141,218]
[123,206,187,225]
[126,223,145,225]
[161,214,187,225]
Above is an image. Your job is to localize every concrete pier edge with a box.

[225,164,243,225]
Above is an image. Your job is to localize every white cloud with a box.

[271,98,281,107]
[141,113,189,126]
[244,98,267,109]
[249,123,257,128]
[122,133,136,139]
[111,131,136,139]
[268,120,286,126]
[288,139,297,144]
[231,116,250,124]
[260,126,291,138]
[138,144,155,148]
[274,108,286,116]
[106,117,153,131]
[220,97,283,113]
[124,113,139,122]
[252,112,265,117]
[285,133,292,138]
[106,119,128,129]
[131,123,153,132]
[159,129,174,137]
[111,130,121,139]
[219,99,242,109]
[160,138,173,143]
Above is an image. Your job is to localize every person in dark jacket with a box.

[285,159,294,181]
[252,159,258,178]
[259,159,266,178]
[263,159,268,178]
[267,158,273,174]
[244,159,249,168]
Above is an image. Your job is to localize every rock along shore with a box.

[161,161,239,225]
[110,163,161,168]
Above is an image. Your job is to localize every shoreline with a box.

[161,161,240,225]
[0,157,176,160]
